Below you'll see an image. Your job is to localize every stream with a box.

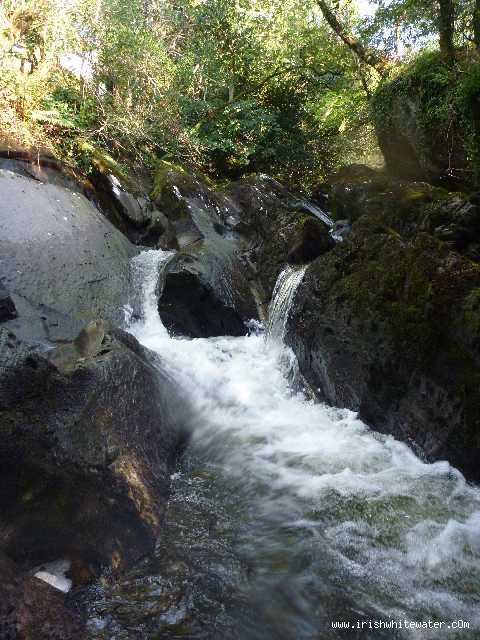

[85,249,480,639]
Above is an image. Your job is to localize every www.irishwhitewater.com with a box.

[331,620,470,630]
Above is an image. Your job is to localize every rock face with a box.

[287,173,480,480]
[0,151,178,250]
[224,175,333,299]
[0,552,84,640]
[0,158,192,636]
[154,164,259,337]
[0,166,136,342]
[287,217,335,264]
[91,168,178,249]
[0,284,17,322]
[370,52,478,186]
[0,327,189,574]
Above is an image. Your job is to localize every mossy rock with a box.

[463,287,480,334]
[287,184,480,479]
[287,217,334,264]
[371,50,480,186]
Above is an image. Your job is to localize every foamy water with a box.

[128,249,480,638]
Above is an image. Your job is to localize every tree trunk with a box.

[474,0,480,51]
[437,0,455,64]
[316,0,387,76]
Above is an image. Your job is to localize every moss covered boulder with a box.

[287,174,480,480]
[371,51,480,186]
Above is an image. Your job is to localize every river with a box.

[85,248,480,639]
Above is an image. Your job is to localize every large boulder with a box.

[154,164,259,337]
[0,326,189,575]
[0,150,178,250]
[224,175,333,300]
[287,176,480,481]
[158,251,249,338]
[0,157,191,594]
[371,52,480,187]
[0,165,137,342]
[153,168,334,334]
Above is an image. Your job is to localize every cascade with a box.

[98,248,480,640]
[265,265,307,343]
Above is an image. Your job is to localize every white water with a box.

[129,249,480,638]
[265,264,307,342]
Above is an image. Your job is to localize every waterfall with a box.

[265,264,307,343]
[129,248,174,339]
[109,248,480,640]
[296,198,334,227]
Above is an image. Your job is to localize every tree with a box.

[473,0,480,50]
[316,0,387,76]
[437,0,455,63]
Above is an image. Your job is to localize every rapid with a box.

[107,248,480,639]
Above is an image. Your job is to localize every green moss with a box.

[152,160,188,200]
[329,215,480,366]
[76,140,137,191]
[372,50,453,136]
[371,50,480,183]
[463,287,480,333]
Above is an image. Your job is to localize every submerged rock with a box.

[287,172,480,480]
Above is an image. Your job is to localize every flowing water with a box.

[87,249,480,639]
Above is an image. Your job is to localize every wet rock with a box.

[89,167,178,248]
[331,219,351,241]
[159,255,247,338]
[287,217,334,264]
[142,209,179,250]
[0,552,84,640]
[0,167,136,342]
[224,175,324,299]
[152,162,219,248]
[0,326,190,574]
[154,164,260,336]
[0,150,177,249]
[287,196,480,480]
[0,284,17,322]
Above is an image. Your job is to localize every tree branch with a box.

[316,0,387,77]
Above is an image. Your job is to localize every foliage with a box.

[357,0,480,57]
[0,0,383,190]
[371,49,480,181]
